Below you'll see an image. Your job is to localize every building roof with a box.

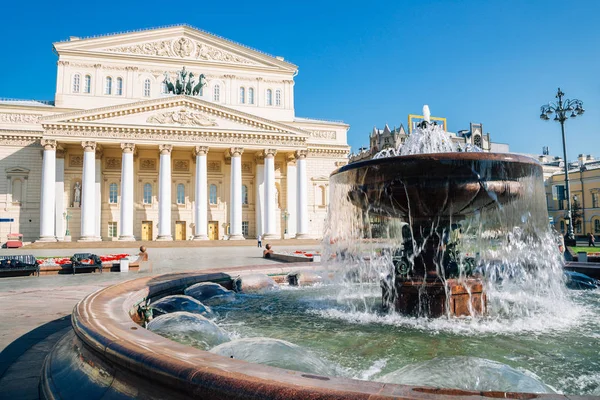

[0,99,54,107]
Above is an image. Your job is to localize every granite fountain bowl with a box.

[335,152,542,221]
[39,267,580,400]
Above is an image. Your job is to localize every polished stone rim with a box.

[41,264,582,399]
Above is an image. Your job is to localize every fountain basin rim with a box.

[333,152,541,176]
[42,264,582,400]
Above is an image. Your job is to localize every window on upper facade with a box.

[176,184,185,205]
[213,84,220,102]
[143,183,152,204]
[108,222,118,238]
[560,220,565,233]
[595,219,600,234]
[558,200,564,210]
[209,184,217,204]
[105,77,112,95]
[239,87,245,104]
[84,75,91,93]
[242,221,249,237]
[109,183,118,204]
[116,77,123,96]
[248,88,254,104]
[593,192,599,208]
[266,89,273,106]
[242,185,248,205]
[73,74,80,93]
[275,89,281,106]
[144,79,151,97]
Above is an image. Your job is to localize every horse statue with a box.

[192,74,206,96]
[163,73,175,94]
[185,72,195,95]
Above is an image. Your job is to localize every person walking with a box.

[257,234,262,248]
[588,232,595,247]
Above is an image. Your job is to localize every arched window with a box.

[209,184,217,204]
[84,75,91,93]
[213,84,220,102]
[73,74,80,93]
[266,89,272,106]
[105,77,112,95]
[109,183,118,204]
[239,87,245,104]
[176,184,185,204]
[595,218,600,234]
[143,183,152,204]
[116,77,123,96]
[144,79,151,97]
[242,185,248,205]
[248,88,254,104]
[275,89,281,106]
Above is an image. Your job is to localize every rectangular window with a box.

[558,200,564,210]
[109,183,118,204]
[143,183,152,204]
[593,192,599,208]
[242,221,249,237]
[108,222,118,238]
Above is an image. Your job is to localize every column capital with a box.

[121,143,136,153]
[295,150,308,160]
[263,149,277,158]
[95,144,104,159]
[159,144,173,155]
[81,141,96,152]
[229,147,244,157]
[194,146,209,156]
[40,139,57,150]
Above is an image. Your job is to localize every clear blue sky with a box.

[2,0,599,159]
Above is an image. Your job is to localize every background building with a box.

[0,25,350,243]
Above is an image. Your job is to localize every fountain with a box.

[327,106,547,317]
[38,106,599,398]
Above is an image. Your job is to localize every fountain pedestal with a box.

[385,278,486,317]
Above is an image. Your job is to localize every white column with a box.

[295,150,310,239]
[95,151,102,240]
[263,149,278,240]
[55,150,65,241]
[38,139,57,242]
[193,146,209,240]
[255,155,265,237]
[157,144,173,241]
[229,147,245,240]
[286,157,297,238]
[79,141,97,241]
[119,143,136,241]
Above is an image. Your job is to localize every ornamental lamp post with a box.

[540,88,585,244]
[283,209,289,236]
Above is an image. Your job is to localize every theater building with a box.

[0,25,349,242]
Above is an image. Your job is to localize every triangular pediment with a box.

[54,25,296,72]
[41,95,309,136]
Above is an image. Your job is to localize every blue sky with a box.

[2,0,599,158]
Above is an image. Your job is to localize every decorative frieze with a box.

[147,108,217,127]
[102,37,258,65]
[140,158,157,171]
[307,130,337,140]
[105,157,121,170]
[0,113,42,124]
[173,160,190,172]
[0,135,40,146]
[207,161,221,172]
[69,155,83,167]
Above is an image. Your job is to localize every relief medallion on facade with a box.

[172,37,194,57]
[105,157,122,170]
[146,108,217,127]
[69,155,83,168]
[207,161,221,173]
[140,158,157,171]
[173,160,190,172]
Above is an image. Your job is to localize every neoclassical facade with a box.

[0,25,349,242]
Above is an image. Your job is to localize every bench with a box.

[0,255,39,276]
[70,253,102,274]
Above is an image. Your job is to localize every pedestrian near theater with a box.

[257,234,262,248]
[263,244,274,259]
[588,232,595,247]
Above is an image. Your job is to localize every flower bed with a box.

[37,253,132,266]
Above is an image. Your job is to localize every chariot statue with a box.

[163,67,206,96]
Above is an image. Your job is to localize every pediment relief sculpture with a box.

[102,37,258,65]
[146,108,217,127]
